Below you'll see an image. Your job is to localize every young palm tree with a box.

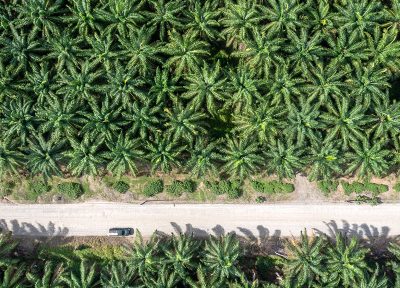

[233,102,285,144]
[80,96,124,142]
[26,62,56,105]
[100,260,136,288]
[185,0,220,40]
[321,96,371,150]
[281,230,326,288]
[36,95,83,142]
[356,266,387,288]
[306,0,335,34]
[263,0,306,35]
[220,0,264,46]
[232,29,284,78]
[0,61,26,101]
[104,133,144,177]
[183,61,227,114]
[26,261,65,288]
[13,0,64,38]
[185,265,223,288]
[65,137,105,176]
[86,32,115,71]
[186,138,219,178]
[307,140,343,181]
[164,234,200,279]
[126,230,161,279]
[219,137,263,179]
[0,232,18,268]
[163,30,209,78]
[26,134,65,180]
[117,26,161,76]
[95,0,144,37]
[122,100,162,140]
[0,265,26,288]
[142,265,179,288]
[344,139,391,179]
[325,233,370,287]
[371,99,400,149]
[0,139,24,177]
[145,135,185,173]
[61,260,99,288]
[264,140,304,179]
[333,0,384,35]
[64,0,101,37]
[0,98,35,145]
[164,104,207,143]
[144,0,185,41]
[202,233,241,281]
[150,67,180,105]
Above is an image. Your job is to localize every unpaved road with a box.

[0,203,399,238]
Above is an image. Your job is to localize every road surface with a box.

[0,203,399,238]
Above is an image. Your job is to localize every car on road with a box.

[108,228,134,236]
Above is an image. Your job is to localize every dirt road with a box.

[0,203,399,238]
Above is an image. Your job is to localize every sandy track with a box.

[0,203,399,239]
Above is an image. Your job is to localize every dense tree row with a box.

[1,229,400,287]
[1,0,400,180]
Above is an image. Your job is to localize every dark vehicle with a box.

[108,228,134,236]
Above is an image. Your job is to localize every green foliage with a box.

[394,182,400,193]
[317,180,339,196]
[143,179,163,197]
[27,180,51,200]
[1,0,400,183]
[112,180,130,194]
[0,181,15,197]
[205,180,242,198]
[166,179,196,196]
[57,182,83,199]
[255,196,266,203]
[251,180,295,194]
[341,181,388,196]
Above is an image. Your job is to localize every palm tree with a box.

[0,98,35,145]
[26,62,56,105]
[0,61,26,101]
[0,139,24,177]
[36,95,83,142]
[219,137,263,179]
[284,97,323,146]
[186,138,219,178]
[117,26,161,76]
[142,265,179,288]
[80,96,124,142]
[281,230,326,287]
[104,134,144,177]
[0,232,18,268]
[356,266,387,288]
[122,100,162,140]
[61,260,99,288]
[86,32,115,71]
[144,0,185,41]
[344,139,390,180]
[100,261,136,288]
[186,265,223,288]
[13,0,64,38]
[150,67,180,105]
[233,102,285,144]
[228,272,260,288]
[26,261,65,288]
[264,140,304,179]
[65,137,105,176]
[263,0,306,35]
[64,0,101,37]
[26,134,65,180]
[307,140,343,181]
[95,0,144,37]
[183,61,227,114]
[126,230,161,279]
[185,0,220,40]
[388,243,400,288]
[226,64,262,113]
[0,265,26,288]
[232,29,284,78]
[325,233,370,287]
[321,96,371,150]
[306,0,335,34]
[202,233,241,281]
[146,135,185,173]
[220,0,264,46]
[333,0,384,35]
[163,30,209,78]
[164,104,207,143]
[371,99,400,149]
[164,234,199,279]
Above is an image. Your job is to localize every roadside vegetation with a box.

[1,229,400,287]
[1,0,400,189]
